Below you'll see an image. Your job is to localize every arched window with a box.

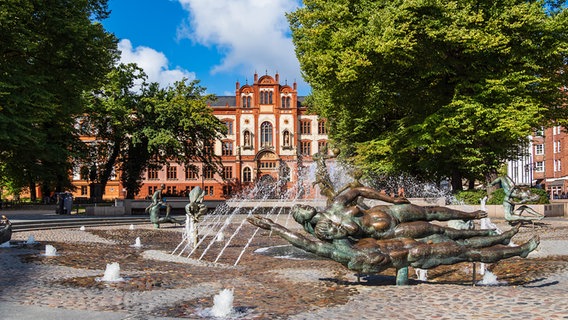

[260,121,273,147]
[242,96,252,108]
[269,91,273,104]
[243,167,252,182]
[283,97,290,108]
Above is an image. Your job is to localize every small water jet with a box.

[79,226,85,231]
[415,268,428,281]
[96,262,125,282]
[44,244,58,256]
[131,237,142,248]
[477,270,505,286]
[26,235,36,244]
[210,288,234,318]
[129,224,135,230]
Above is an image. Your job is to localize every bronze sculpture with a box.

[248,159,539,284]
[248,215,538,274]
[0,215,12,244]
[145,184,179,228]
[491,176,544,223]
[184,186,208,248]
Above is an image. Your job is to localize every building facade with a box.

[70,72,328,201]
[509,125,568,198]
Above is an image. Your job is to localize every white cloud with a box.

[176,0,306,88]
[117,39,196,88]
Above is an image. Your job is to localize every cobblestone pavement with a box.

[1,212,568,319]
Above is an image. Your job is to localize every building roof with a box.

[207,95,307,108]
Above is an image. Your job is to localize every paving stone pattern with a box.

[2,215,568,319]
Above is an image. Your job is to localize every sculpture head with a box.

[314,218,350,240]
[291,204,318,224]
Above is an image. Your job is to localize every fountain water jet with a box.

[210,288,234,318]
[44,244,58,256]
[131,237,142,248]
[26,235,36,244]
[96,262,124,282]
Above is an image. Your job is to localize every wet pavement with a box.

[1,209,568,319]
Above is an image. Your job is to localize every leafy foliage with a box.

[288,0,568,191]
[83,65,226,198]
[0,0,117,198]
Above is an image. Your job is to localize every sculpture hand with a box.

[247,215,275,230]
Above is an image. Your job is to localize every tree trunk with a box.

[451,170,463,193]
[28,178,37,202]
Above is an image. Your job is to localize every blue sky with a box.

[101,0,310,96]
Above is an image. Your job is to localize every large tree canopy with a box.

[0,0,118,198]
[289,0,568,190]
[84,64,227,199]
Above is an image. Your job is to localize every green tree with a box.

[0,0,118,199]
[84,65,226,199]
[288,0,568,191]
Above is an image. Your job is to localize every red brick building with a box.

[70,72,328,201]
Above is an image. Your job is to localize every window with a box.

[318,141,328,153]
[204,140,214,155]
[554,141,561,153]
[203,186,214,196]
[553,125,562,135]
[259,161,277,169]
[185,167,198,180]
[300,120,311,134]
[166,166,177,180]
[148,185,157,195]
[204,167,214,179]
[242,96,251,108]
[222,141,233,156]
[261,121,273,147]
[535,144,544,155]
[535,161,544,172]
[223,166,233,179]
[300,141,311,156]
[555,159,562,172]
[318,120,327,135]
[80,166,89,180]
[147,168,159,180]
[223,185,233,196]
[224,120,233,135]
[282,96,291,108]
[260,91,273,104]
[243,167,252,182]
[81,186,88,196]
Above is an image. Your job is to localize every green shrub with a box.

[454,189,488,205]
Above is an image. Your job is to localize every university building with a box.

[70,72,328,201]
